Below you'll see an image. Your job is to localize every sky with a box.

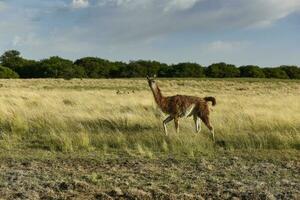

[0,0,300,66]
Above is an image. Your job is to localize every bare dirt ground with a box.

[0,150,299,200]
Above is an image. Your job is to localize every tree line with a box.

[0,50,299,79]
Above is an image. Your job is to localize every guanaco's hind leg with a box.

[163,116,174,136]
[193,114,201,133]
[174,117,179,133]
[200,115,215,141]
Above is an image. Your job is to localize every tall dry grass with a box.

[0,79,299,156]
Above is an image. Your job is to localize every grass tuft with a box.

[0,79,299,157]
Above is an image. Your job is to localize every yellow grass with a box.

[0,79,299,156]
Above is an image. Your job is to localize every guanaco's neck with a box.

[150,83,165,109]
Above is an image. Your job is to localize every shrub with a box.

[0,65,19,78]
[0,50,24,72]
[206,62,240,78]
[74,57,112,78]
[263,68,289,79]
[38,56,85,79]
[239,65,265,78]
[1,49,299,79]
[279,66,300,79]
[158,65,174,77]
[172,63,206,77]
[119,60,167,78]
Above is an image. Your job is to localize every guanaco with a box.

[147,76,216,141]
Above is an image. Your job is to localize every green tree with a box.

[158,65,174,77]
[0,65,19,78]
[109,61,127,78]
[263,68,289,79]
[119,60,167,78]
[172,62,205,77]
[206,62,240,78]
[38,56,85,78]
[134,60,163,76]
[120,61,147,77]
[0,50,46,78]
[239,65,265,78]
[74,57,112,78]
[14,59,39,78]
[0,50,26,72]
[279,66,300,79]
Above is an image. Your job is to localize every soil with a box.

[0,151,299,200]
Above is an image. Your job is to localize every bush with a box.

[0,65,19,78]
[120,61,147,78]
[279,66,300,79]
[119,60,166,78]
[263,68,289,79]
[1,50,299,79]
[109,62,127,78]
[39,56,85,79]
[133,60,163,77]
[158,65,174,77]
[14,59,39,78]
[206,62,240,78]
[172,63,206,77]
[239,65,265,78]
[0,50,24,72]
[74,57,111,78]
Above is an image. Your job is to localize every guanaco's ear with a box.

[146,75,150,80]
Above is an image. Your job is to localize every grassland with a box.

[0,78,299,199]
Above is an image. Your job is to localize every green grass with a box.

[0,78,299,157]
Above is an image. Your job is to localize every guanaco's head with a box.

[147,75,156,89]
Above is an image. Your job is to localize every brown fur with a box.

[147,76,216,140]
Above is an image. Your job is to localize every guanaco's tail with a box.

[204,97,216,106]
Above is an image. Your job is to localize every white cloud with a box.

[71,0,89,9]
[94,0,300,39]
[164,0,201,12]
[1,0,300,65]
[12,36,21,46]
[245,0,300,28]
[0,1,6,11]
[11,34,43,48]
[98,0,202,11]
[98,0,152,9]
[207,41,251,52]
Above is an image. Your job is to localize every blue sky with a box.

[0,0,299,66]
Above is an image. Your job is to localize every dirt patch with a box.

[0,151,299,199]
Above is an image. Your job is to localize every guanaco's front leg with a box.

[193,115,201,133]
[163,115,174,136]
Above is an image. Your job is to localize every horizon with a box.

[1,0,300,66]
[1,49,300,68]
